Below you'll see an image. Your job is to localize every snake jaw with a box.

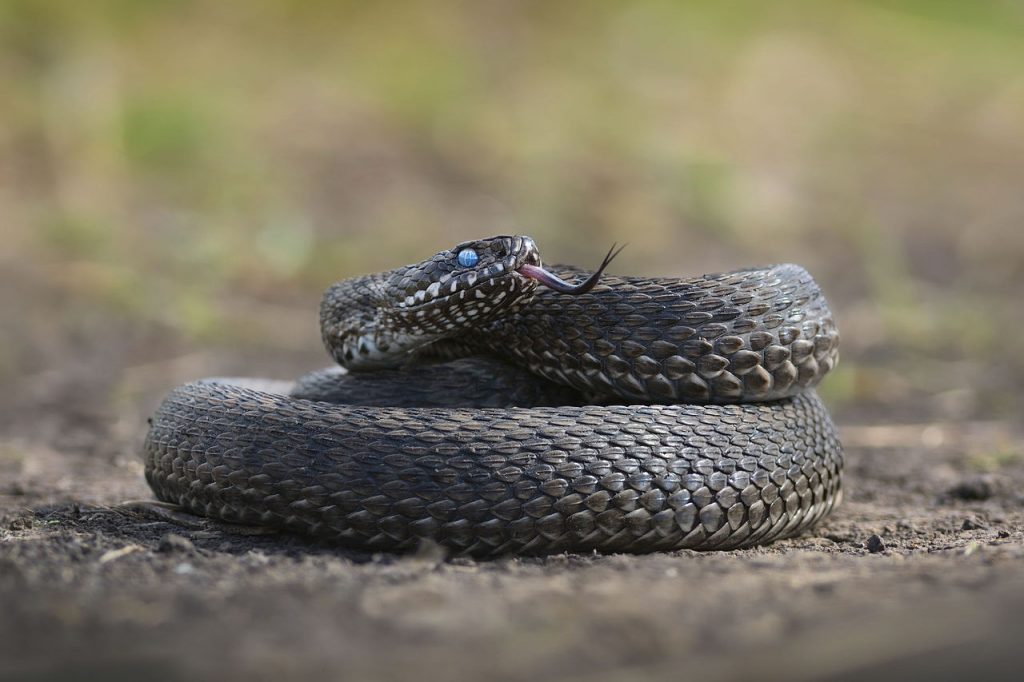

[366,236,546,349]
[394,236,542,313]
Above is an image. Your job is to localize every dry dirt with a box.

[1,304,1022,682]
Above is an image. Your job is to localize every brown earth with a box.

[1,285,1022,682]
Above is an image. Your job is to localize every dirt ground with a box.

[1,274,1022,682]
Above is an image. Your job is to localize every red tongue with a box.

[517,243,625,295]
[517,264,601,295]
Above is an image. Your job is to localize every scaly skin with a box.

[143,236,843,556]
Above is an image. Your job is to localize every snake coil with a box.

[144,235,842,556]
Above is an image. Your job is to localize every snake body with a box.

[144,236,842,556]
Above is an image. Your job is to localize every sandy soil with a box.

[1,311,1022,682]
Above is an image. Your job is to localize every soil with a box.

[1,286,1022,682]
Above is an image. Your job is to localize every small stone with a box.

[960,518,988,531]
[865,534,886,553]
[158,533,195,553]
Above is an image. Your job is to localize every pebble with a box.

[865,534,886,553]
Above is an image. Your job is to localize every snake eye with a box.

[456,248,479,268]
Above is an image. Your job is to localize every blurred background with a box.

[2,0,1023,431]
[2,4,1024,679]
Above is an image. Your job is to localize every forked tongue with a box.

[517,243,626,295]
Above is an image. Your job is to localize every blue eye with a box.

[457,248,479,267]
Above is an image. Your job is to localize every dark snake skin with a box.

[144,236,843,556]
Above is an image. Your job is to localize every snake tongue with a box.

[516,242,626,295]
[517,264,601,295]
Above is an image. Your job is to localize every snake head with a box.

[391,235,625,323]
[388,235,545,334]
[325,235,621,369]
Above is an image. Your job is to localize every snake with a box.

[143,235,842,556]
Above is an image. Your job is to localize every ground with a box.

[1,297,1022,682]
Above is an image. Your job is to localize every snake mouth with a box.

[515,242,625,295]
[396,237,626,316]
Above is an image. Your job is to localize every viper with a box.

[143,235,842,556]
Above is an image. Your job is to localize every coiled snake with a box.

[144,235,842,556]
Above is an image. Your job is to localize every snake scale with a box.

[144,235,842,556]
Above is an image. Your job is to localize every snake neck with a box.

[320,271,443,369]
